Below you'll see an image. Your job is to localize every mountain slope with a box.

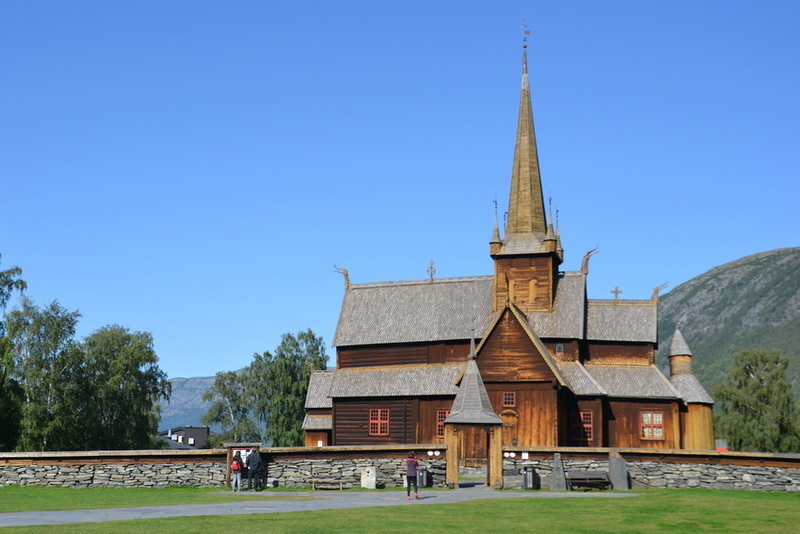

[656,247,800,391]
[158,376,215,432]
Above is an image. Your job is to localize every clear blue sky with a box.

[2,1,798,379]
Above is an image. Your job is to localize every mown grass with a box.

[0,485,315,513]
[2,488,800,533]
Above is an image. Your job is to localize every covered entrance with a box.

[444,423,502,488]
[442,340,503,488]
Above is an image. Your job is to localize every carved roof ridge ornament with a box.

[334,265,350,290]
[652,282,669,301]
[581,246,599,274]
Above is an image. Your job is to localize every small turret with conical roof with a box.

[667,328,715,449]
[669,328,694,376]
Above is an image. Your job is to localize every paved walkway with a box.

[0,486,639,527]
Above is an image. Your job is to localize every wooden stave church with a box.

[303,50,715,455]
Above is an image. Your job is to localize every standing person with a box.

[246,447,261,491]
[404,451,419,500]
[230,450,243,492]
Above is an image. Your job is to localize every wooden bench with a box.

[567,470,612,491]
[310,478,345,490]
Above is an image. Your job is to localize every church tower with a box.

[491,47,563,313]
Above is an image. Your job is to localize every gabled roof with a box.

[527,272,586,338]
[327,363,465,398]
[586,299,657,342]
[477,302,568,387]
[445,340,502,425]
[583,363,681,399]
[305,371,334,408]
[333,271,657,347]
[333,276,494,347]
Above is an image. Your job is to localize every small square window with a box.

[369,408,390,436]
[571,411,593,441]
[503,392,516,407]
[641,411,664,440]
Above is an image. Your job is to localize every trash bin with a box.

[417,467,428,488]
[523,467,537,490]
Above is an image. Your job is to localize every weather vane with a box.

[523,21,530,48]
[522,21,531,72]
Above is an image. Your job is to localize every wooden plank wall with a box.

[492,255,559,313]
[584,342,654,364]
[478,309,557,382]
[333,398,415,445]
[336,341,471,368]
[606,400,680,449]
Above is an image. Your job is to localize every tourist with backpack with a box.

[230,450,244,492]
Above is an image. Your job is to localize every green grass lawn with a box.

[0,486,316,513]
[1,487,799,533]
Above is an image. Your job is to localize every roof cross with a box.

[427,260,436,282]
[611,286,623,301]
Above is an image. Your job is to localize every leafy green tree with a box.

[248,329,328,447]
[0,254,27,333]
[201,370,261,447]
[713,349,800,453]
[0,336,23,450]
[77,325,171,450]
[5,297,81,451]
[0,255,26,449]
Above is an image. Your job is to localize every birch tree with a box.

[714,349,800,453]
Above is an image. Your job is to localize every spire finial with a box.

[522,22,531,74]
[427,260,436,282]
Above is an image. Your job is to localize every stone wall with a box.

[0,449,447,489]
[0,463,227,488]
[502,457,800,492]
[3,447,800,492]
[627,461,800,492]
[264,457,447,489]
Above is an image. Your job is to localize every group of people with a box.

[229,449,422,499]
[230,447,261,492]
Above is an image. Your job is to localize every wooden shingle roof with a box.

[334,272,656,347]
[583,363,681,399]
[333,277,494,347]
[670,374,715,404]
[301,414,332,431]
[558,362,607,396]
[586,299,657,342]
[327,363,465,398]
[305,371,334,409]
[528,272,586,338]
[445,338,502,425]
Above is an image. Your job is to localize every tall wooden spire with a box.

[491,42,562,313]
[503,48,547,250]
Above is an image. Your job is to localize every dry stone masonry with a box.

[1,463,227,488]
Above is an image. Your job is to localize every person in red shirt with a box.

[403,451,419,500]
